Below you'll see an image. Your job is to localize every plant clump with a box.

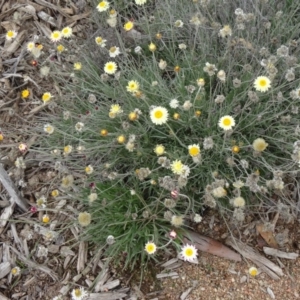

[36,0,300,269]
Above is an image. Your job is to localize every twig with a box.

[0,164,28,212]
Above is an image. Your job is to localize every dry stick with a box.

[0,165,28,212]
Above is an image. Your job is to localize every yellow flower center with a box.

[107,64,114,70]
[74,289,81,296]
[7,31,14,37]
[110,46,116,53]
[53,32,60,38]
[146,244,154,252]
[223,118,231,126]
[11,268,18,274]
[96,37,102,43]
[185,248,193,257]
[189,147,199,156]
[154,110,163,119]
[259,79,267,86]
[99,2,106,7]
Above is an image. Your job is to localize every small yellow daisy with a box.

[124,21,134,31]
[21,89,30,99]
[61,26,72,38]
[252,138,268,152]
[97,1,110,12]
[249,266,258,277]
[148,42,156,52]
[85,165,94,175]
[74,62,82,70]
[171,159,184,175]
[188,144,200,157]
[11,267,21,276]
[104,61,118,74]
[6,30,17,41]
[253,76,271,92]
[57,44,65,52]
[154,144,165,156]
[50,30,62,42]
[44,124,54,134]
[180,244,198,262]
[64,145,73,155]
[150,106,168,125]
[42,92,52,103]
[126,80,140,93]
[110,104,122,114]
[95,36,106,47]
[145,241,157,254]
[27,42,35,52]
[218,115,236,131]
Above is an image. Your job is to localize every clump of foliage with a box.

[35,0,300,268]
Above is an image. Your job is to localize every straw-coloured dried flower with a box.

[252,138,268,152]
[171,215,184,227]
[78,212,91,227]
[232,196,246,207]
[44,124,54,134]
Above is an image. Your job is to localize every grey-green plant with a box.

[35,0,300,268]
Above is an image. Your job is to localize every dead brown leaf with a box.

[183,230,242,261]
[256,223,278,249]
